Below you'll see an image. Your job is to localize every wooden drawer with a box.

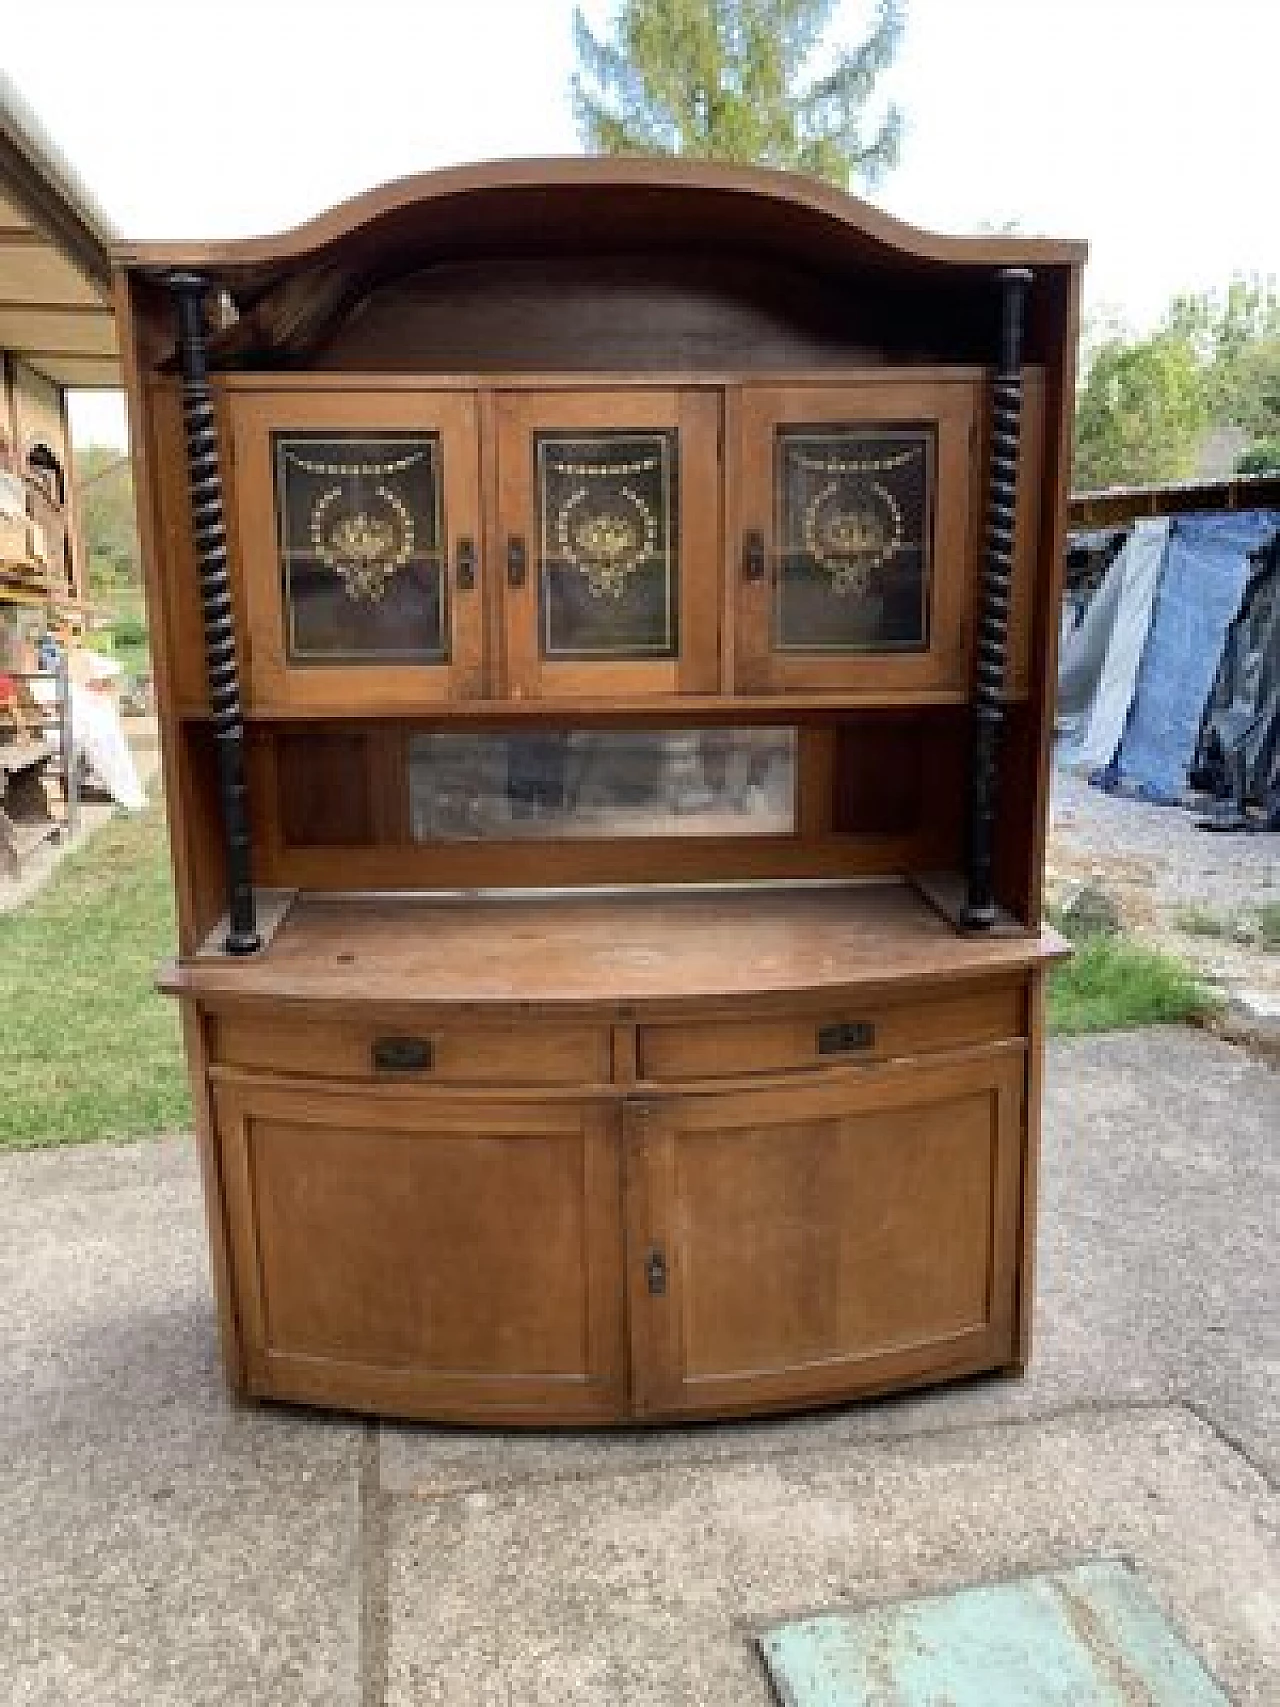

[637,982,1024,1082]
[209,1009,612,1086]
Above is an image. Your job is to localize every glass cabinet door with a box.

[734,378,980,697]
[496,390,720,700]
[231,390,483,709]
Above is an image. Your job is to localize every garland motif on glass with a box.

[309,485,414,603]
[803,479,906,595]
[555,483,658,600]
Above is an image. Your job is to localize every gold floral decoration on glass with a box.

[774,426,933,655]
[536,432,678,660]
[308,484,414,603]
[273,432,446,664]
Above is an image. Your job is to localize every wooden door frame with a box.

[494,387,721,700]
[624,1047,1025,1419]
[733,374,981,696]
[211,1080,629,1423]
[228,387,485,711]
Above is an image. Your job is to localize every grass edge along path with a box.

[1046,920,1222,1036]
[0,799,190,1148]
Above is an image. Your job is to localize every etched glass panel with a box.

[774,425,933,653]
[408,728,794,841]
[536,431,678,659]
[274,431,445,663]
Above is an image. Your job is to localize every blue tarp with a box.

[1103,511,1280,803]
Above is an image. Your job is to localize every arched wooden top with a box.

[112,156,1086,293]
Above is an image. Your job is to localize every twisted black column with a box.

[963,266,1033,929]
[168,272,260,954]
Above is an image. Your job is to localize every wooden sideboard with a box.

[115,159,1083,1424]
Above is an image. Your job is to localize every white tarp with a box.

[1056,516,1170,774]
[28,657,146,813]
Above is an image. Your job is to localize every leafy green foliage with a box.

[1074,279,1280,490]
[1168,279,1280,440]
[73,446,140,596]
[572,0,904,189]
[0,800,190,1147]
[1046,932,1219,1035]
[1235,439,1280,475]
[1073,330,1209,489]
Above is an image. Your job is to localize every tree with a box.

[571,0,905,190]
[1235,439,1280,476]
[1074,279,1280,490]
[73,446,140,593]
[1072,330,1209,490]
[1168,279,1280,441]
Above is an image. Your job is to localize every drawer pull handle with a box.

[817,1021,876,1055]
[372,1036,434,1074]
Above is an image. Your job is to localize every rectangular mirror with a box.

[408,727,795,841]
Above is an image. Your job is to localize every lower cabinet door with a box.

[212,1083,627,1423]
[625,1050,1026,1419]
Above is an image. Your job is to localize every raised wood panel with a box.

[214,1084,627,1422]
[495,387,721,700]
[228,388,484,710]
[627,1050,1024,1418]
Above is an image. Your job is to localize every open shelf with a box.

[166,878,1063,1011]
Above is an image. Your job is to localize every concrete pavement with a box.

[1,1028,1276,1704]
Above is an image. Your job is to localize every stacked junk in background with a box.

[1057,476,1280,830]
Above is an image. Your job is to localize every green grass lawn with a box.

[1046,928,1221,1035]
[0,800,191,1148]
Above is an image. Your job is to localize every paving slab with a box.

[0,1138,364,1707]
[383,1406,1278,1706]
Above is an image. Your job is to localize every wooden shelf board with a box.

[162,879,1067,1010]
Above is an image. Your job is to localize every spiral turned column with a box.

[168,272,260,955]
[963,266,1033,929]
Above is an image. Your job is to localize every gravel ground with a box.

[1047,769,1280,1000]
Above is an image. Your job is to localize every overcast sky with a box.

[6,0,1277,446]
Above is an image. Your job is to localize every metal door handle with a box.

[743,528,766,582]
[507,534,527,588]
[644,1247,668,1297]
[455,536,476,591]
